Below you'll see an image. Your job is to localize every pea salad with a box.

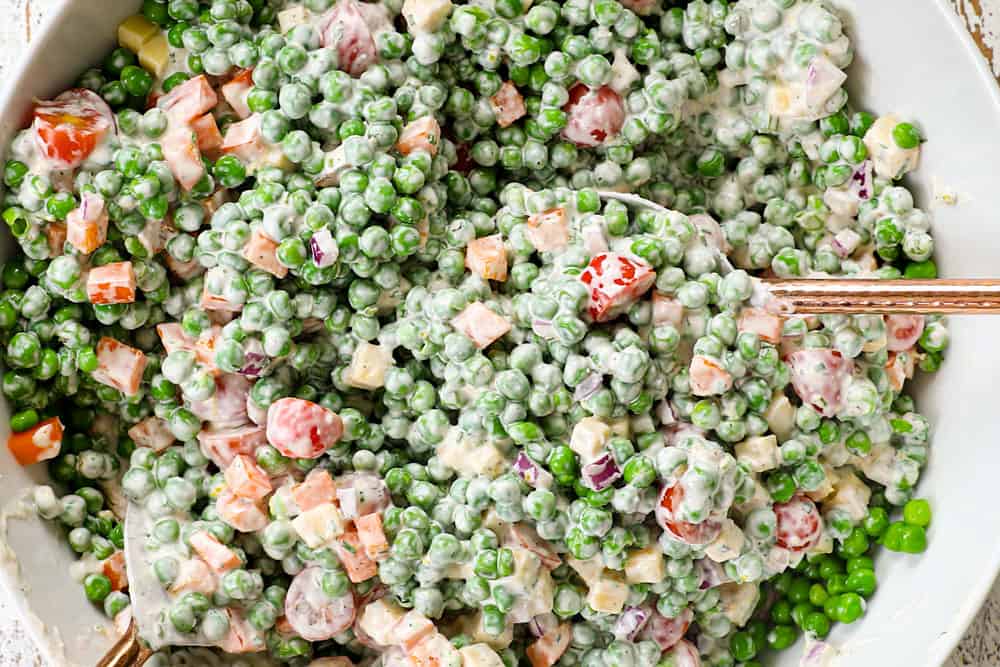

[0,0,946,666]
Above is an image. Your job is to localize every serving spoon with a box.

[599,191,1000,315]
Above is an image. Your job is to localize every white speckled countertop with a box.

[1,0,1000,665]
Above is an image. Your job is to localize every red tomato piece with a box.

[562,84,625,147]
[885,314,925,352]
[638,607,693,651]
[7,417,63,466]
[318,0,377,77]
[32,89,114,169]
[774,494,822,552]
[579,253,656,322]
[787,348,852,417]
[656,483,722,546]
[285,566,356,641]
[266,397,344,459]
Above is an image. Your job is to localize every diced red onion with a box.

[528,613,558,638]
[830,228,861,258]
[309,228,339,268]
[574,374,603,401]
[656,400,676,426]
[531,318,556,339]
[802,639,837,666]
[805,56,847,110]
[696,558,730,590]
[612,606,650,641]
[237,339,269,378]
[581,453,621,491]
[848,160,873,200]
[512,452,554,489]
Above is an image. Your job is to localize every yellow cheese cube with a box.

[290,503,344,548]
[344,342,391,390]
[624,546,665,584]
[118,14,159,52]
[735,435,780,472]
[277,6,312,32]
[764,394,795,442]
[704,518,745,563]
[718,582,760,626]
[566,555,604,586]
[138,33,170,78]
[586,574,629,614]
[436,428,506,479]
[822,470,871,522]
[402,0,454,33]
[459,644,506,667]
[357,599,406,647]
[608,416,631,438]
[465,611,513,649]
[570,417,611,463]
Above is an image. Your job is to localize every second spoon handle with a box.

[762,278,1000,314]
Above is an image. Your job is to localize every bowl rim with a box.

[0,0,999,665]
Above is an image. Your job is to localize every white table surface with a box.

[1,0,1000,665]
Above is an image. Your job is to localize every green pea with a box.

[902,498,932,527]
[84,573,112,602]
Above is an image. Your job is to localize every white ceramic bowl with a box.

[1,1,1000,665]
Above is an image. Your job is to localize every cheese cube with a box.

[862,332,887,353]
[809,531,834,555]
[704,519,745,563]
[290,503,344,548]
[409,633,462,667]
[718,583,759,626]
[609,47,640,94]
[436,427,506,479]
[586,574,628,614]
[822,470,871,522]
[502,547,541,592]
[118,15,159,52]
[459,644,505,667]
[806,464,838,503]
[278,6,312,32]
[520,568,554,620]
[345,343,391,390]
[566,556,604,586]
[624,546,665,584]
[465,611,513,650]
[139,33,170,78]
[864,113,920,180]
[735,477,772,515]
[570,417,611,463]
[395,610,436,651]
[481,508,511,538]
[735,435,780,473]
[764,394,795,442]
[403,0,454,32]
[358,599,407,647]
[442,561,474,579]
[608,416,631,439]
[857,442,897,487]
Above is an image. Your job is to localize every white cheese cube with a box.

[856,442,898,487]
[718,583,760,626]
[822,470,871,522]
[402,0,454,33]
[704,518,745,563]
[624,546,666,584]
[566,555,604,586]
[806,465,838,503]
[586,574,629,614]
[864,114,920,180]
[465,611,514,649]
[344,342,391,390]
[290,503,344,548]
[609,47,640,94]
[570,417,611,463]
[764,394,795,442]
[501,547,542,592]
[735,435,780,473]
[358,599,407,647]
[278,6,312,32]
[459,644,505,667]
[608,416,631,438]
[508,567,554,623]
[436,427,506,479]
[442,561,475,580]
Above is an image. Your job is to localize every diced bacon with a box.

[221,69,254,120]
[774,494,823,553]
[189,530,241,573]
[158,75,219,123]
[191,113,223,157]
[156,322,195,355]
[225,454,272,500]
[216,489,269,533]
[169,557,216,595]
[652,292,684,328]
[222,114,268,163]
[466,234,508,282]
[193,327,222,371]
[219,609,266,654]
[885,350,915,392]
[242,226,288,278]
[737,307,783,344]
[397,116,441,157]
[86,261,136,305]
[526,623,571,667]
[285,566,356,641]
[7,417,63,466]
[579,253,655,322]
[198,424,267,469]
[32,89,115,169]
[127,416,175,452]
[291,468,336,512]
[318,0,378,77]
[490,81,527,128]
[787,348,852,417]
[885,314,925,352]
[92,337,147,396]
[562,84,625,147]
[356,513,390,561]
[101,551,127,592]
[162,125,205,191]
[332,530,378,582]
[267,397,344,459]
[45,223,66,257]
[66,192,109,254]
[526,207,570,253]
[451,302,511,349]
[190,373,253,429]
[688,355,733,396]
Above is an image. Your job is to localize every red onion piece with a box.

[237,339,269,378]
[613,606,651,641]
[574,373,603,402]
[656,399,676,426]
[532,318,556,339]
[848,160,873,200]
[581,453,621,491]
[696,558,730,590]
[513,452,554,489]
[309,228,339,268]
[831,228,861,259]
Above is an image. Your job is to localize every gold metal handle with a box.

[761,278,1000,314]
[96,618,153,667]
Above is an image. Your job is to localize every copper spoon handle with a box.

[762,278,1000,314]
[96,618,152,667]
